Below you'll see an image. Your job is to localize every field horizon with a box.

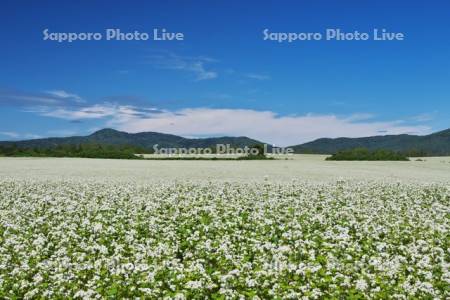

[1,127,450,156]
[1,155,449,184]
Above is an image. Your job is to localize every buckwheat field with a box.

[0,156,449,299]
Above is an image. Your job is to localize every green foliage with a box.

[237,155,273,160]
[250,144,265,157]
[0,143,275,160]
[238,144,270,160]
[326,148,409,161]
[402,149,428,157]
[0,143,144,159]
[144,157,232,160]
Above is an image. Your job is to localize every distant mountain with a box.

[0,128,265,150]
[290,129,450,156]
[1,128,450,156]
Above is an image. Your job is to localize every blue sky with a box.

[1,1,449,145]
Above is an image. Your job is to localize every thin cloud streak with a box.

[0,89,84,107]
[244,73,271,80]
[148,52,218,81]
[0,131,42,140]
[32,103,163,121]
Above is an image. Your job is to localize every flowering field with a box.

[0,179,449,299]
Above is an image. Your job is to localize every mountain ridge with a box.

[289,128,450,156]
[0,128,265,150]
[1,128,449,156]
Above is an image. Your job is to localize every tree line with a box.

[326,148,410,161]
[0,143,148,159]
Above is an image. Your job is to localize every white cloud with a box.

[0,89,84,107]
[108,108,430,146]
[46,90,84,103]
[116,70,130,75]
[38,104,117,120]
[32,104,432,146]
[0,131,20,138]
[34,103,161,121]
[24,133,42,139]
[46,129,79,137]
[0,131,41,140]
[245,73,271,80]
[410,113,434,122]
[149,53,218,81]
[343,113,375,122]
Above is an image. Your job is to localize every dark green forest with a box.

[0,143,271,160]
[0,143,146,159]
[326,148,409,161]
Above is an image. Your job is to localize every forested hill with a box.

[0,128,265,150]
[2,128,450,156]
[290,129,450,156]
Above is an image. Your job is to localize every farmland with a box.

[0,156,449,298]
[0,155,449,183]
